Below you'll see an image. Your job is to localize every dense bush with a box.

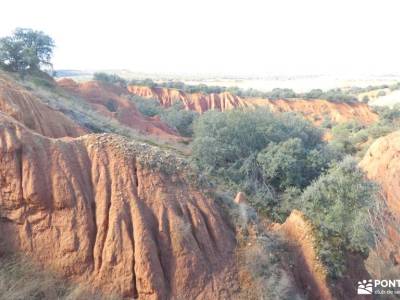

[265,88,297,99]
[299,157,378,278]
[329,122,366,155]
[192,109,339,217]
[362,95,370,103]
[304,89,324,99]
[0,28,54,73]
[160,103,199,137]
[348,84,389,94]
[131,96,162,117]
[321,114,335,129]
[328,105,400,157]
[316,88,357,103]
[232,87,268,98]
[93,72,127,88]
[130,78,157,88]
[375,104,400,122]
[257,138,335,191]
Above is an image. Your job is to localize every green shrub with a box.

[257,138,307,190]
[256,138,334,191]
[130,96,162,117]
[329,122,364,155]
[328,106,400,157]
[266,88,297,99]
[193,109,323,169]
[93,72,127,88]
[299,157,378,278]
[362,95,370,104]
[323,89,357,103]
[160,103,199,137]
[304,89,324,99]
[129,78,157,88]
[375,104,400,123]
[321,115,335,129]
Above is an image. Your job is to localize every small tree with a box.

[377,90,386,97]
[304,89,323,99]
[362,95,370,104]
[0,28,54,73]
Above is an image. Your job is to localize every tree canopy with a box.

[0,28,55,73]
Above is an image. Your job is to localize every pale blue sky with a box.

[1,0,399,76]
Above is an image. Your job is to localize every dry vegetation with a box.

[0,253,119,300]
[213,191,303,300]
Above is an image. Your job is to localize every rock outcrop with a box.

[58,79,183,141]
[0,113,237,299]
[360,131,400,265]
[128,85,379,125]
[0,74,85,138]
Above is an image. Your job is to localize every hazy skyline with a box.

[1,0,399,76]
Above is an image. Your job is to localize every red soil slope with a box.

[273,210,370,300]
[58,79,183,141]
[128,85,379,125]
[0,74,85,138]
[360,131,400,265]
[0,113,237,299]
[273,210,333,300]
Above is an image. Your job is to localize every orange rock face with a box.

[234,192,247,205]
[128,85,379,125]
[360,131,400,264]
[58,79,183,141]
[0,75,85,138]
[0,114,237,299]
[128,86,251,113]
